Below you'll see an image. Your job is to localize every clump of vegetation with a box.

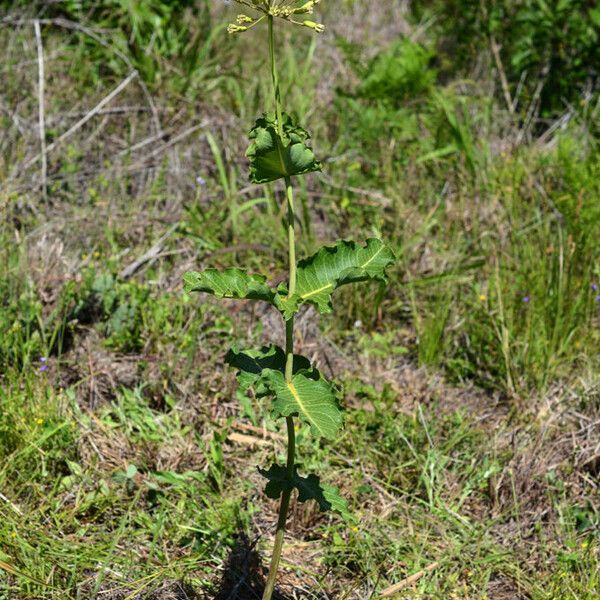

[183,2,394,595]
[413,0,600,118]
[0,0,598,598]
[2,0,217,92]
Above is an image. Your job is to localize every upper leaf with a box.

[247,112,322,184]
[277,238,395,318]
[225,345,312,395]
[261,370,342,439]
[259,463,353,522]
[183,268,275,303]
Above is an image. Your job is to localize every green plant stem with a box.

[263,183,297,600]
[268,15,284,140]
[284,176,297,381]
[262,416,295,600]
[263,18,297,599]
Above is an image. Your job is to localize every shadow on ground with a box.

[210,532,293,600]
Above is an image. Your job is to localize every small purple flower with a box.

[40,356,47,362]
[596,294,600,302]
[39,364,49,372]
[196,175,207,186]
[523,296,530,303]
[592,283,599,292]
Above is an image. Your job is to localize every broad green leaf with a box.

[277,238,395,318]
[225,345,312,394]
[259,464,353,522]
[261,370,341,439]
[183,268,275,303]
[247,112,321,184]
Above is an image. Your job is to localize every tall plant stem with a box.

[268,15,284,140]
[263,17,297,600]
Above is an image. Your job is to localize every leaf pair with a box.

[259,463,353,522]
[247,112,321,184]
[184,238,395,320]
[228,346,349,520]
[226,345,341,440]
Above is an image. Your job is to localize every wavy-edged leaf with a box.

[261,370,341,439]
[277,238,395,318]
[183,268,275,303]
[225,345,312,395]
[259,464,353,522]
[247,112,321,184]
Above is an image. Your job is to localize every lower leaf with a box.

[259,464,353,522]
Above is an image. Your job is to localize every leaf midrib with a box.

[286,380,326,437]
[299,245,385,300]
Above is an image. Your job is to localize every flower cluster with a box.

[227,0,324,34]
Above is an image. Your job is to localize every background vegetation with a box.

[0,0,598,598]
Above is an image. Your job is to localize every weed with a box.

[183,2,394,596]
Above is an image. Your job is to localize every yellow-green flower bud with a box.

[303,20,325,33]
[236,14,254,25]
[227,24,248,34]
[293,1,317,15]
